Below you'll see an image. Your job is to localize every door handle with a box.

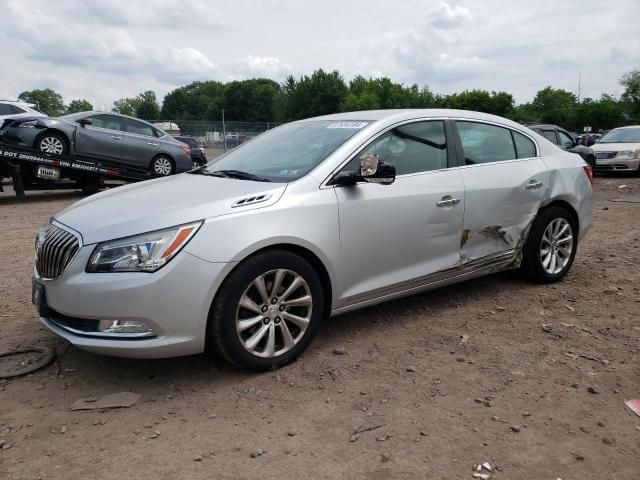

[147,142,158,146]
[110,135,121,139]
[526,180,543,190]
[436,195,461,207]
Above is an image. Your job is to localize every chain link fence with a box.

[149,120,283,149]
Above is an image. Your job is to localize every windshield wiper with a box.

[206,169,272,182]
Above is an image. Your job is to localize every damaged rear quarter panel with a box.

[459,157,551,263]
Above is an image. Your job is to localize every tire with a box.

[151,155,175,176]
[208,250,324,371]
[36,132,68,155]
[519,206,578,284]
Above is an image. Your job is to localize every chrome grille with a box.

[595,151,617,159]
[35,224,80,279]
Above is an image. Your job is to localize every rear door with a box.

[334,119,465,305]
[74,114,124,161]
[121,118,160,166]
[453,120,548,262]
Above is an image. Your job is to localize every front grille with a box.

[36,224,80,279]
[595,151,617,159]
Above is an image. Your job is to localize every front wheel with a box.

[37,133,68,155]
[151,155,175,176]
[208,250,324,371]
[519,206,578,283]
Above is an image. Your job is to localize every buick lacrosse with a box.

[33,109,593,370]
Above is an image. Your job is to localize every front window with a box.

[599,128,640,144]
[343,121,448,175]
[204,120,368,182]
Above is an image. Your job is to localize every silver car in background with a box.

[0,111,192,175]
[32,109,593,370]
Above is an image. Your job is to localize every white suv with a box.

[0,100,46,122]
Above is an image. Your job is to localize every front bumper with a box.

[35,245,232,359]
[593,156,640,171]
[0,126,40,148]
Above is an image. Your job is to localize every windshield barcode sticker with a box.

[327,121,368,129]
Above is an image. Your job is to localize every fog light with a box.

[97,320,154,336]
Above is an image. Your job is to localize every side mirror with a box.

[77,118,92,127]
[359,154,396,185]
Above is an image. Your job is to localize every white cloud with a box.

[0,0,638,107]
[426,2,472,29]
[3,0,216,85]
[231,56,293,81]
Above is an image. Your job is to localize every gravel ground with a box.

[0,175,639,480]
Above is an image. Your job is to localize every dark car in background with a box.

[0,111,192,175]
[525,123,595,167]
[174,135,207,168]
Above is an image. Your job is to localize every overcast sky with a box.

[1,0,639,110]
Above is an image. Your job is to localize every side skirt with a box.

[332,249,518,316]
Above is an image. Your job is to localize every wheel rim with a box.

[154,157,172,175]
[540,218,573,275]
[235,269,313,358]
[192,161,199,169]
[40,136,64,154]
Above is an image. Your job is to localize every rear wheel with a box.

[519,206,578,283]
[37,132,67,155]
[151,155,175,176]
[208,250,324,371]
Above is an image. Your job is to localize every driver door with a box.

[333,120,465,307]
[74,114,124,161]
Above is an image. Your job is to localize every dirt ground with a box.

[0,175,639,480]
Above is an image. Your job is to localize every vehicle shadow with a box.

[49,269,531,393]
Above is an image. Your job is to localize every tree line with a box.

[17,69,640,132]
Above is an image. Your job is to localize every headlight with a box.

[616,149,639,158]
[18,120,39,128]
[86,221,202,273]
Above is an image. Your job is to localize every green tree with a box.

[112,97,140,116]
[620,69,640,122]
[223,79,281,121]
[18,88,65,116]
[66,99,93,114]
[531,87,577,128]
[284,69,348,120]
[444,89,514,117]
[161,81,226,121]
[135,90,160,120]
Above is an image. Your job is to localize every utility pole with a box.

[222,109,227,152]
[577,72,583,103]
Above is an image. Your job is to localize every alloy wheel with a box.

[40,136,64,155]
[154,157,172,175]
[540,218,573,275]
[235,269,312,358]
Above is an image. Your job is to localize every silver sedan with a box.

[32,109,593,370]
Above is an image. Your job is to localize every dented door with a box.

[459,158,549,262]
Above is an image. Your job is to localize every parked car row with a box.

[525,123,596,167]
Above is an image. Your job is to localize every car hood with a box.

[55,173,287,245]
[592,142,640,151]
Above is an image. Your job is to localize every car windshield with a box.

[599,128,640,143]
[203,120,368,182]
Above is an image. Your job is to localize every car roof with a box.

[611,125,640,130]
[524,123,562,129]
[302,109,534,132]
[0,99,37,107]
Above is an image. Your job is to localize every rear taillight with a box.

[583,165,593,185]
[181,145,191,156]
